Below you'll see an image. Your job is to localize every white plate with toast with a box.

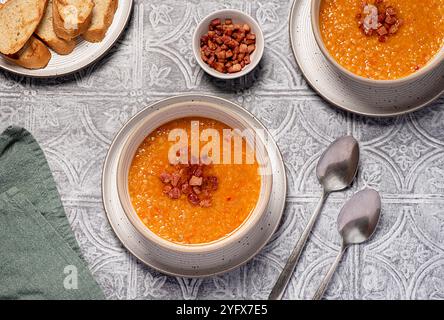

[0,0,133,77]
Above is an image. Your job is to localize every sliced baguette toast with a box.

[83,0,118,43]
[0,0,48,55]
[53,0,94,40]
[35,0,76,55]
[5,35,51,69]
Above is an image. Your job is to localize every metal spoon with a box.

[313,188,381,300]
[269,136,359,300]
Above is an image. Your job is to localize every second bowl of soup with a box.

[312,0,444,85]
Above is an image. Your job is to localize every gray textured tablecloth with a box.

[1,0,443,300]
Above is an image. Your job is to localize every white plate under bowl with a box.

[102,95,287,277]
[289,0,444,117]
[0,0,133,77]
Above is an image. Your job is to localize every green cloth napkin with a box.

[0,126,104,300]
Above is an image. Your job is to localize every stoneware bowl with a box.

[193,9,265,80]
[311,0,444,86]
[116,101,273,255]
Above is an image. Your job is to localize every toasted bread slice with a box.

[83,0,118,43]
[53,0,94,40]
[4,35,51,69]
[35,0,76,54]
[0,0,48,55]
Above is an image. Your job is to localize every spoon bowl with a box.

[316,136,360,193]
[313,188,381,300]
[338,189,381,246]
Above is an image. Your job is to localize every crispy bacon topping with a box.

[159,162,219,207]
[357,1,402,42]
[200,18,256,74]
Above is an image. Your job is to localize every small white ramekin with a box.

[193,9,265,80]
[116,100,273,254]
[311,0,444,86]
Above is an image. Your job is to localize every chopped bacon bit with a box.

[377,25,388,36]
[211,18,221,27]
[193,186,202,195]
[192,165,203,177]
[239,43,248,53]
[171,172,181,187]
[227,39,239,49]
[385,15,397,25]
[188,193,200,205]
[163,185,172,194]
[189,176,203,186]
[168,187,181,199]
[388,24,398,34]
[385,6,396,16]
[216,50,226,60]
[181,183,191,194]
[200,35,209,44]
[178,168,190,183]
[378,13,386,23]
[246,33,256,40]
[213,62,225,73]
[159,172,171,184]
[228,64,242,73]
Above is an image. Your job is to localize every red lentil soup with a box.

[319,0,444,80]
[128,117,261,245]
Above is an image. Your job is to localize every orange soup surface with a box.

[319,0,444,80]
[128,118,261,245]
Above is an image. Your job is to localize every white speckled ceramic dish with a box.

[0,0,133,77]
[116,101,273,254]
[193,9,265,80]
[102,95,287,277]
[289,0,444,117]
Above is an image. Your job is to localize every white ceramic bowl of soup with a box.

[116,100,273,255]
[311,0,444,86]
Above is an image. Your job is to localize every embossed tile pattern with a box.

[0,0,443,300]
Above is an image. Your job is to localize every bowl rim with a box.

[310,0,444,86]
[192,8,265,80]
[116,101,273,254]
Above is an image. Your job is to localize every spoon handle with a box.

[268,191,328,300]
[312,245,347,300]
